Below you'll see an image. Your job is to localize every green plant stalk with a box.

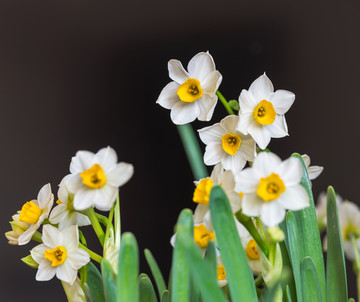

[95,213,109,227]
[177,124,208,180]
[236,211,269,258]
[351,234,360,300]
[256,217,269,246]
[216,90,235,115]
[114,193,121,247]
[87,207,105,246]
[79,243,103,263]
[31,231,43,243]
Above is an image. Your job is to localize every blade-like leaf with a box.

[139,273,158,302]
[144,249,167,298]
[209,185,257,302]
[326,186,348,302]
[101,259,116,302]
[116,232,139,302]
[285,285,293,302]
[161,290,170,302]
[300,257,322,302]
[86,262,106,302]
[171,209,193,302]
[204,241,217,276]
[279,241,297,302]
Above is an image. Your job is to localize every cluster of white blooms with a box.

[5,146,133,285]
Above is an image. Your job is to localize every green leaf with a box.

[86,262,106,302]
[300,257,322,302]
[326,186,348,302]
[279,241,297,302]
[116,232,139,302]
[161,290,170,302]
[144,249,167,298]
[285,285,293,302]
[204,241,217,276]
[209,185,257,302]
[171,209,193,302]
[139,273,158,302]
[101,259,116,302]
[348,298,355,302]
[21,254,38,269]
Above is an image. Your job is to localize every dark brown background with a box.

[0,0,359,300]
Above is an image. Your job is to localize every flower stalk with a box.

[216,90,235,115]
[86,208,105,246]
[79,243,103,263]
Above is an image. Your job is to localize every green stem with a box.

[351,234,360,301]
[79,243,103,263]
[216,90,235,115]
[254,275,264,287]
[95,213,109,227]
[255,217,268,246]
[114,193,121,247]
[87,208,105,246]
[177,124,208,180]
[31,231,43,243]
[269,243,276,267]
[235,211,269,258]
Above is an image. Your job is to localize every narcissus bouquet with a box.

[6,51,358,302]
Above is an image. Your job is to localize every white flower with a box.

[49,179,91,229]
[236,152,309,227]
[31,225,90,285]
[156,51,222,125]
[15,184,54,245]
[237,73,295,149]
[64,146,134,211]
[5,214,29,245]
[198,115,256,173]
[216,254,228,287]
[315,191,342,228]
[301,154,324,180]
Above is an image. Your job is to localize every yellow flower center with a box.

[222,133,241,155]
[217,264,226,281]
[246,239,260,260]
[193,178,213,205]
[80,164,107,189]
[19,201,42,224]
[177,78,203,103]
[239,192,244,198]
[257,173,285,202]
[253,100,276,125]
[194,224,215,248]
[344,224,360,240]
[44,246,67,267]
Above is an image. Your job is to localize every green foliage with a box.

[300,257,322,302]
[101,259,116,302]
[144,248,167,299]
[85,262,106,302]
[138,273,158,302]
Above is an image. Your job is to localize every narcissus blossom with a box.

[31,225,90,285]
[198,115,256,173]
[64,146,134,211]
[156,51,222,124]
[301,154,324,181]
[237,74,295,149]
[315,191,342,229]
[236,152,309,226]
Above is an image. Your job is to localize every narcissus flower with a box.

[301,154,324,181]
[31,225,90,285]
[64,146,134,211]
[235,152,309,227]
[49,179,91,229]
[315,191,342,229]
[216,255,228,287]
[156,51,222,124]
[237,74,295,149]
[198,115,256,173]
[10,184,54,245]
[5,214,30,245]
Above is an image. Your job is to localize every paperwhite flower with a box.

[216,254,228,287]
[5,214,30,245]
[301,154,324,180]
[237,74,295,149]
[49,179,91,229]
[31,225,90,285]
[198,115,256,173]
[236,152,309,227]
[14,184,54,245]
[315,191,342,228]
[64,146,134,211]
[156,51,222,124]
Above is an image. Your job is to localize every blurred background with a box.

[0,0,359,300]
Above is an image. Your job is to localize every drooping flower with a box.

[49,179,91,229]
[31,225,90,285]
[63,146,134,211]
[156,51,222,124]
[9,184,54,245]
[237,73,295,149]
[301,154,324,181]
[198,115,256,173]
[235,152,309,227]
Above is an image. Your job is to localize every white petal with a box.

[17,224,38,245]
[266,115,288,138]
[198,123,225,145]
[227,191,242,213]
[222,153,246,173]
[203,143,224,166]
[156,81,180,109]
[301,154,311,168]
[238,135,256,161]
[260,202,285,227]
[106,162,134,187]
[220,115,239,132]
[61,225,79,250]
[42,225,61,248]
[343,241,355,261]
[210,163,223,181]
[248,73,274,102]
[31,244,47,264]
[96,147,118,171]
[278,185,309,211]
[70,151,94,174]
[73,212,91,227]
[248,121,271,150]
[201,70,222,96]
[220,170,236,191]
[235,168,260,193]
[237,112,254,135]
[276,157,303,187]
[168,59,189,84]
[339,202,360,230]
[94,185,117,211]
[197,94,218,121]
[269,89,295,114]
[193,204,209,224]
[36,261,56,281]
[242,194,263,216]
[239,89,257,113]
[67,248,90,270]
[37,184,52,209]
[49,204,67,225]
[187,52,216,82]
[72,189,94,211]
[307,166,324,180]
[56,260,78,284]
[65,174,84,194]
[58,180,70,204]
[252,152,282,177]
[170,101,200,125]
